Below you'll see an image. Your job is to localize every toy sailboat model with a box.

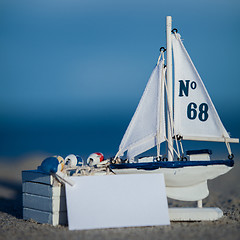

[110,16,238,220]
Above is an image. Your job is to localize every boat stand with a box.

[169,200,223,221]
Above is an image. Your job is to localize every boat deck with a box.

[110,159,234,170]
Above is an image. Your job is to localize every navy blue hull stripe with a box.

[110,159,234,171]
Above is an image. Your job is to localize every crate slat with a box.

[23,182,65,197]
[23,207,67,226]
[22,170,58,185]
[23,193,67,212]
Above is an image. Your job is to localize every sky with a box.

[0,0,240,158]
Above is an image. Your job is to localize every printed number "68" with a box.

[187,102,209,122]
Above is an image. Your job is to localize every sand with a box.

[0,154,239,240]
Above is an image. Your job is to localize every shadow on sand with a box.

[0,179,22,219]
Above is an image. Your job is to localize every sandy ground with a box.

[0,154,239,240]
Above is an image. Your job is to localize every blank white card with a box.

[65,173,170,230]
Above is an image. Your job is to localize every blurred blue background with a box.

[0,0,240,161]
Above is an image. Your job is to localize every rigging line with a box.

[179,139,184,155]
[157,143,160,159]
[165,136,168,157]
[157,53,166,158]
[163,74,173,135]
[163,77,174,153]
[174,135,181,158]
[161,49,165,62]
[164,68,180,158]
[157,52,163,66]
[163,71,182,158]
[165,137,180,158]
[173,31,179,40]
[113,150,122,161]
[224,139,232,156]
[163,72,180,158]
[157,63,164,158]
[157,49,165,66]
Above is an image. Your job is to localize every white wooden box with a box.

[22,170,68,226]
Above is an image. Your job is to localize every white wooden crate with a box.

[22,170,68,226]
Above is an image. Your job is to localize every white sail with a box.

[118,60,166,160]
[172,33,230,141]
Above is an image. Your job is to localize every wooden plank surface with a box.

[22,182,65,197]
[23,207,67,226]
[22,170,56,185]
[23,193,67,212]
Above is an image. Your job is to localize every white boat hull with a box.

[111,164,233,201]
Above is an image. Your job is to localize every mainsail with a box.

[172,33,230,141]
[118,60,166,160]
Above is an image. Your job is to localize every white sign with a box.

[65,174,170,230]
